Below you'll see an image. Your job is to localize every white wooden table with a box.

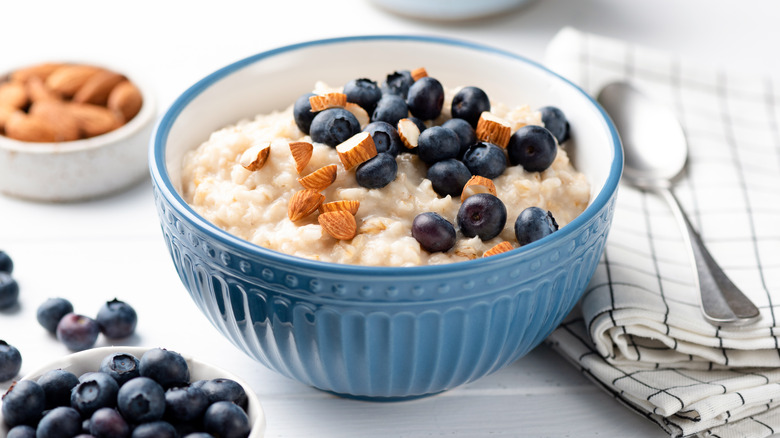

[2,1,777,436]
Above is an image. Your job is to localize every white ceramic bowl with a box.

[0,63,156,202]
[0,346,266,437]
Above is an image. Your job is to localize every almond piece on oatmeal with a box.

[411,67,428,81]
[397,118,420,150]
[319,199,360,215]
[240,142,272,171]
[318,210,357,240]
[483,241,514,257]
[336,131,377,170]
[476,111,511,148]
[460,175,497,202]
[308,92,347,112]
[288,188,325,222]
[298,164,337,191]
[344,102,370,129]
[289,141,313,174]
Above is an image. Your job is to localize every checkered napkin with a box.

[543,28,780,437]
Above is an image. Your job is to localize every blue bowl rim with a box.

[149,34,623,277]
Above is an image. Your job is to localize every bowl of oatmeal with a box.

[150,35,622,399]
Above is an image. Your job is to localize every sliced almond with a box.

[240,142,271,171]
[10,63,65,84]
[483,241,514,257]
[319,200,360,215]
[0,81,29,109]
[107,80,143,122]
[318,210,358,240]
[397,118,420,150]
[4,111,58,142]
[28,101,81,142]
[460,175,497,202]
[288,189,325,222]
[298,164,337,191]
[336,131,377,170]
[344,102,370,129]
[411,67,428,81]
[73,70,125,106]
[476,111,511,148]
[67,102,122,137]
[45,65,100,97]
[308,92,347,112]
[26,76,61,103]
[289,141,313,174]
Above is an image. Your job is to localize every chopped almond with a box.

[309,92,347,112]
[476,111,511,148]
[483,241,514,257]
[461,175,497,202]
[411,67,428,81]
[397,118,420,150]
[336,132,377,170]
[239,142,271,171]
[319,200,360,215]
[298,164,338,191]
[289,141,313,174]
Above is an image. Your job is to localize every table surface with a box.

[2,1,778,436]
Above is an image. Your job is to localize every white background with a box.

[1,1,778,436]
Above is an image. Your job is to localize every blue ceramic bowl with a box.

[149,35,622,399]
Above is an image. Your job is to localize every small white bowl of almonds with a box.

[0,61,156,202]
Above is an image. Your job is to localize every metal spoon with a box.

[597,81,760,326]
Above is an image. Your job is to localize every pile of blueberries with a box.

[2,348,252,438]
[293,69,569,253]
[37,297,138,352]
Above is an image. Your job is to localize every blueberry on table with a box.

[139,348,190,389]
[36,406,82,438]
[371,94,409,127]
[381,70,414,97]
[309,107,361,147]
[539,105,569,144]
[7,425,36,438]
[1,380,46,427]
[344,78,382,115]
[200,378,249,410]
[36,297,75,334]
[457,193,507,241]
[355,153,398,189]
[0,272,19,310]
[56,313,100,351]
[131,420,178,438]
[426,158,472,198]
[461,141,507,179]
[417,126,460,165]
[412,212,457,253]
[71,372,120,417]
[507,125,558,172]
[89,406,131,438]
[363,121,402,157]
[0,250,13,274]
[406,76,444,121]
[165,385,210,422]
[451,86,491,127]
[515,206,559,246]
[117,376,166,424]
[441,118,476,158]
[37,368,79,409]
[293,92,317,135]
[0,340,22,382]
[99,352,141,386]
[96,298,137,339]
[203,401,251,438]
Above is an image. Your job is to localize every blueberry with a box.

[117,377,166,424]
[461,142,507,179]
[71,372,119,417]
[426,159,471,198]
[344,78,382,115]
[56,313,99,351]
[200,378,249,410]
[539,105,569,144]
[406,76,444,121]
[363,121,402,157]
[0,250,12,274]
[441,118,476,158]
[416,126,460,165]
[451,86,491,127]
[183,434,215,438]
[381,70,414,97]
[89,407,130,438]
[309,108,360,147]
[164,385,209,422]
[0,340,22,382]
[456,193,507,241]
[99,352,140,386]
[293,92,316,135]
[37,369,79,409]
[96,299,137,339]
[1,380,46,427]
[355,153,398,189]
[36,298,74,334]
[371,94,408,127]
[411,212,457,253]
[36,406,82,438]
[514,207,559,246]
[139,348,190,389]
[132,421,177,438]
[203,401,251,438]
[507,125,557,172]
[0,272,19,310]
[7,425,36,438]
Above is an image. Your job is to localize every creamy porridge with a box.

[182,81,590,267]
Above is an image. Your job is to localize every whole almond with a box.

[318,210,357,240]
[319,200,360,215]
[0,81,28,109]
[288,189,325,222]
[68,102,122,137]
[26,76,62,103]
[45,65,100,97]
[29,101,81,142]
[10,63,64,84]
[73,70,125,106]
[107,80,142,122]
[4,111,58,142]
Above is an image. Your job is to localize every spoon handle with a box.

[659,189,761,326]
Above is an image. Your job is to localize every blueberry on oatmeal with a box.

[406,76,444,121]
[412,212,457,253]
[426,158,472,198]
[538,105,569,144]
[461,141,507,179]
[344,78,382,115]
[355,153,398,189]
[371,94,408,127]
[381,70,414,97]
[441,118,476,158]
[363,121,402,157]
[293,92,317,135]
[507,124,557,172]
[309,107,360,147]
[451,86,491,127]
[457,193,507,241]
[514,206,559,246]
[417,126,460,165]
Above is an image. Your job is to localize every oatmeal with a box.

[182,79,590,267]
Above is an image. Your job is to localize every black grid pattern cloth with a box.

[544,28,780,437]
